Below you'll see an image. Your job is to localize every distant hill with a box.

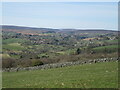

[1,25,118,34]
[1,25,59,31]
[61,29,118,34]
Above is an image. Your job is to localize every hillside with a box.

[1,25,59,31]
[2,25,119,69]
[3,61,118,88]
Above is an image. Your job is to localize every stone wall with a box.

[2,57,119,72]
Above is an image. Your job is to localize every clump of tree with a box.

[2,59,44,68]
[76,48,81,55]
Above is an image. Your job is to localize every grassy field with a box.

[2,61,118,88]
[3,38,26,44]
[93,45,118,53]
[3,43,25,51]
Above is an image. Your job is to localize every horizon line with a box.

[1,24,118,31]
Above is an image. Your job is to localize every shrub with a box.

[31,59,44,66]
[2,59,15,68]
[17,59,32,67]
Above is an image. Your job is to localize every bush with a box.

[17,59,32,67]
[2,59,15,68]
[31,59,44,66]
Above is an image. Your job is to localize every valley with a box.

[1,25,119,68]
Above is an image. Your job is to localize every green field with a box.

[3,61,118,88]
[105,39,118,43]
[93,45,118,53]
[3,38,26,44]
[3,43,25,51]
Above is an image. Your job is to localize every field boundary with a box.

[2,57,119,72]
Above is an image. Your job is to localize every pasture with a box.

[93,45,118,53]
[2,61,118,88]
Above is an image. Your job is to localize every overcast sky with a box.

[2,2,118,30]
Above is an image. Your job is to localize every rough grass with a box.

[2,61,118,88]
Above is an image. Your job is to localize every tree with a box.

[76,48,81,54]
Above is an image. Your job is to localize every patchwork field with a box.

[2,61,118,88]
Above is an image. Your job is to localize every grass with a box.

[2,61,118,88]
[56,49,76,55]
[1,54,11,59]
[105,39,118,43]
[3,38,26,44]
[93,45,118,53]
[3,43,25,51]
[93,45,118,50]
[56,51,66,55]
[10,54,21,59]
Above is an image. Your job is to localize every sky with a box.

[2,2,118,30]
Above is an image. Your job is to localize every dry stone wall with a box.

[2,57,119,72]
